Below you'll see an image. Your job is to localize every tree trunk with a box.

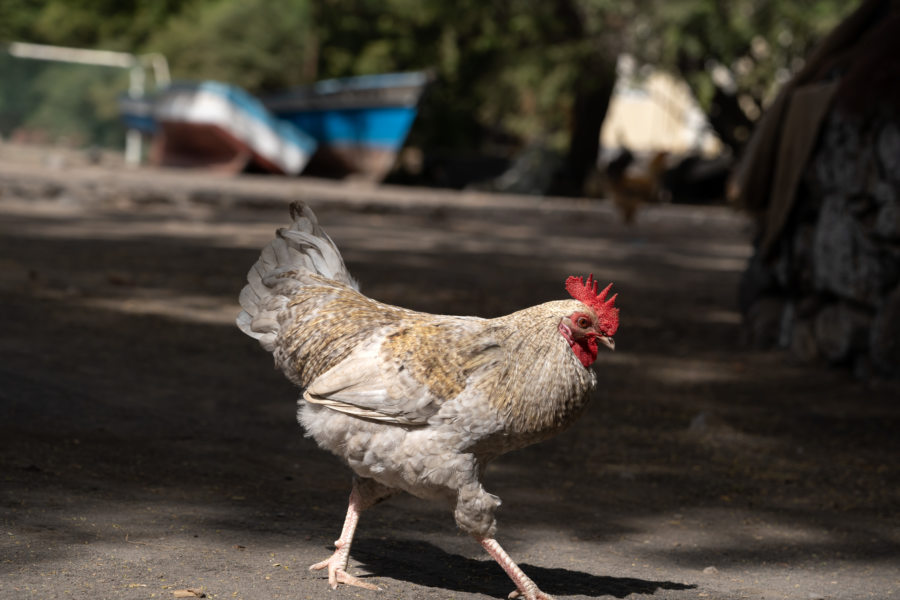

[560,58,617,196]
[706,85,756,155]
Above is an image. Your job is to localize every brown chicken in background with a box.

[237,203,620,600]
[605,148,670,224]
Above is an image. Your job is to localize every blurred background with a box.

[2,3,899,599]
[4,0,898,378]
[0,0,853,191]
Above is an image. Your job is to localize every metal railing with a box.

[5,41,171,165]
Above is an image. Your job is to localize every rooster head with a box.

[559,274,618,367]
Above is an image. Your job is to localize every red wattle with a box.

[571,339,598,368]
[559,321,598,368]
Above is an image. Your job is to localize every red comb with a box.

[565,274,619,335]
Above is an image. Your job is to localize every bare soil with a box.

[1,154,898,600]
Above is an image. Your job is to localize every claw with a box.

[308,558,330,572]
[335,569,381,591]
[309,482,381,591]
[480,537,554,600]
[309,550,379,591]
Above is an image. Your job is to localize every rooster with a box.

[605,148,670,224]
[236,203,619,600]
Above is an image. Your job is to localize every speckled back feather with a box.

[236,202,356,351]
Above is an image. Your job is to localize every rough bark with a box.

[871,284,900,373]
[561,59,616,196]
[813,302,873,364]
[741,108,900,378]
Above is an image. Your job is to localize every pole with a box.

[6,42,170,166]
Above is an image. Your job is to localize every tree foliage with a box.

[1,0,856,174]
[628,0,857,152]
[147,0,315,92]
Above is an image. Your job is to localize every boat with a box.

[261,71,430,180]
[117,72,428,179]
[126,81,318,175]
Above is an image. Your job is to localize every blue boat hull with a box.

[262,71,429,180]
[278,106,418,149]
[272,107,417,179]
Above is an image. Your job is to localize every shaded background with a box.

[0,0,854,189]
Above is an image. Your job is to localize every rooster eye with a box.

[577,317,590,328]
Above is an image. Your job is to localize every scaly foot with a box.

[309,542,380,591]
[478,537,554,600]
[508,588,554,600]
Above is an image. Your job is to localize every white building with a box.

[600,55,722,156]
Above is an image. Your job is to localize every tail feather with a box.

[236,202,356,350]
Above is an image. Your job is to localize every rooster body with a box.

[237,204,618,599]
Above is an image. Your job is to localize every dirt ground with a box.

[1,156,898,600]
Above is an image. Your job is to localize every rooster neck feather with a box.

[487,300,597,437]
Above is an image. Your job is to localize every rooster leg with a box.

[478,537,554,600]
[309,478,389,591]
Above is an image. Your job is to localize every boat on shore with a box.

[260,71,430,180]
[146,81,317,175]
[118,71,429,179]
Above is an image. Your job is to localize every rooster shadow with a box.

[352,538,696,598]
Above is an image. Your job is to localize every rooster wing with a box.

[303,318,506,426]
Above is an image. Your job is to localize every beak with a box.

[598,336,615,351]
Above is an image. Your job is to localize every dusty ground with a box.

[0,156,898,600]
